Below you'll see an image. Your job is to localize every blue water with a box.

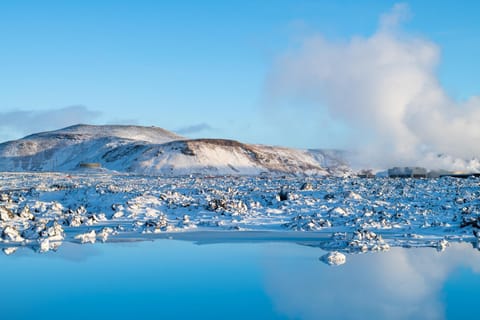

[1,240,480,319]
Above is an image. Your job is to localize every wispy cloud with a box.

[0,105,101,141]
[176,123,214,135]
[265,3,480,170]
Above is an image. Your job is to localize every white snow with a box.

[0,172,478,257]
[320,251,346,266]
[74,230,97,244]
[0,125,349,176]
[2,226,23,242]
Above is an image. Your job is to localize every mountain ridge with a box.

[0,124,350,176]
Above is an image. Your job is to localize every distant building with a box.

[427,169,452,178]
[439,172,480,179]
[388,167,427,178]
[357,169,375,178]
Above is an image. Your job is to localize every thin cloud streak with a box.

[176,123,214,135]
[0,105,101,141]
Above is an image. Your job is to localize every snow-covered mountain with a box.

[0,124,350,175]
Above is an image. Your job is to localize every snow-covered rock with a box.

[436,239,449,252]
[0,172,478,257]
[98,227,114,242]
[74,230,97,244]
[2,226,24,242]
[2,247,17,255]
[320,251,346,266]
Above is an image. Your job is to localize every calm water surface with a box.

[1,240,480,319]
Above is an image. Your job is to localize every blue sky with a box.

[1,0,479,150]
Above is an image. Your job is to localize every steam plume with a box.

[266,3,480,170]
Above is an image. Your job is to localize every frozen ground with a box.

[1,172,480,258]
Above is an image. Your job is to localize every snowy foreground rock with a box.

[320,251,346,266]
[0,172,479,257]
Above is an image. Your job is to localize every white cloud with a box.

[265,3,480,170]
[0,105,101,142]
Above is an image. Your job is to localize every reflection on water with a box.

[263,243,480,320]
[1,240,479,319]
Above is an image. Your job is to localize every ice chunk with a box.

[320,251,346,266]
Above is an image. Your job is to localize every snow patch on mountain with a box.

[0,125,349,176]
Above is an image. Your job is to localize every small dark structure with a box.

[357,169,375,178]
[439,173,480,179]
[388,167,427,178]
[79,162,102,169]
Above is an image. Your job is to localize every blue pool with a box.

[1,239,480,319]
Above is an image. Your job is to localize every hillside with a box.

[0,124,350,176]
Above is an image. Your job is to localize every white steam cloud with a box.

[266,3,480,170]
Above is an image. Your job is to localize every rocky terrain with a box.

[0,172,478,258]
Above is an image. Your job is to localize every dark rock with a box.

[324,193,335,200]
[300,182,313,191]
[279,189,289,201]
